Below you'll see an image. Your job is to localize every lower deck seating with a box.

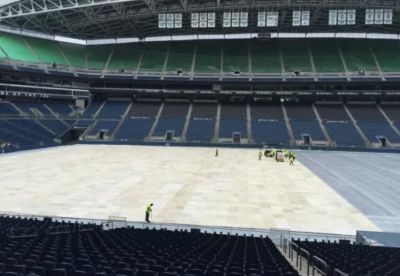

[0,102,19,115]
[219,119,247,139]
[186,118,215,142]
[357,121,400,144]
[14,102,51,116]
[45,103,74,117]
[295,240,400,276]
[0,216,298,276]
[252,120,289,145]
[88,120,119,136]
[97,101,130,118]
[39,119,69,135]
[290,120,326,141]
[153,118,185,137]
[0,118,59,147]
[114,118,153,141]
[81,101,103,118]
[324,121,364,146]
[0,120,35,145]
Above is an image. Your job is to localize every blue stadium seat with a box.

[252,120,289,145]
[186,119,215,142]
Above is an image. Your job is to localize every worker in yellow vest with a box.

[145,203,153,223]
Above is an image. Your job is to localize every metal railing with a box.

[289,240,352,276]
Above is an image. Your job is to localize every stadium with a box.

[1,0,400,275]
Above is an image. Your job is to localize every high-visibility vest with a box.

[146,205,152,214]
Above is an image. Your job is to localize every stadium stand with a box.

[285,104,326,143]
[88,120,119,137]
[340,40,378,72]
[153,102,189,138]
[57,42,87,68]
[86,45,112,70]
[0,33,38,63]
[316,104,365,147]
[140,43,168,71]
[281,40,312,73]
[24,36,67,66]
[309,40,344,73]
[186,103,217,143]
[14,102,51,117]
[194,41,222,74]
[0,215,298,276]
[39,119,69,136]
[219,103,248,141]
[348,104,400,145]
[381,104,400,122]
[370,41,400,72]
[0,102,19,115]
[96,100,130,119]
[166,41,195,73]
[223,40,249,74]
[107,43,143,72]
[251,41,282,74]
[251,104,289,145]
[114,102,160,141]
[293,240,400,276]
[45,103,74,117]
[0,99,399,149]
[2,33,400,78]
[81,101,104,118]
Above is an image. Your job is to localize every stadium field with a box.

[0,144,388,235]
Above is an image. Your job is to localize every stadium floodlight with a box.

[384,9,393,25]
[278,32,306,38]
[329,10,338,25]
[266,12,279,27]
[223,11,248,28]
[86,38,117,45]
[365,9,392,25]
[335,32,366,39]
[306,33,335,38]
[338,10,346,25]
[159,13,182,29]
[54,35,86,45]
[171,35,197,41]
[240,12,248,27]
[292,11,301,26]
[366,33,398,40]
[257,12,266,27]
[301,11,310,26]
[365,9,374,25]
[375,9,384,25]
[20,30,52,40]
[258,11,279,27]
[198,34,225,40]
[329,9,356,26]
[158,14,166,28]
[224,33,257,39]
[223,12,231,27]
[292,10,309,26]
[232,12,240,27]
[174,13,182,28]
[116,37,140,44]
[347,10,356,25]
[191,12,215,28]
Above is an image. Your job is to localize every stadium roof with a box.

[0,0,399,39]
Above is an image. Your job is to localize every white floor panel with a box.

[0,145,378,235]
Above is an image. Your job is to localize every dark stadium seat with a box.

[294,240,400,275]
[0,216,298,276]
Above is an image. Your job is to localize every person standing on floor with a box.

[289,151,296,166]
[145,203,153,223]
